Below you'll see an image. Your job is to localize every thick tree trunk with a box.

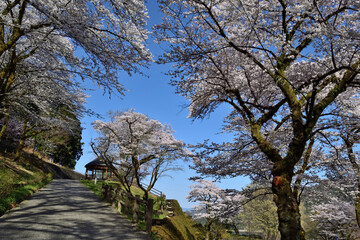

[272,175,305,240]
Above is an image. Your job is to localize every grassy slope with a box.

[152,200,207,240]
[0,153,52,216]
[152,205,249,240]
[80,179,159,200]
[21,149,84,180]
[0,150,84,216]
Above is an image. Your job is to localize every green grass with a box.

[0,156,52,216]
[151,200,208,240]
[0,174,52,215]
[80,179,103,198]
[80,179,161,202]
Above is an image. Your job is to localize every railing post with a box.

[124,192,130,215]
[107,186,113,202]
[133,195,140,223]
[101,184,105,197]
[146,198,154,233]
[118,189,124,212]
[112,188,118,207]
[104,184,109,199]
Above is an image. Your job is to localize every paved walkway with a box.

[0,179,150,240]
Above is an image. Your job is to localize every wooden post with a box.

[112,188,118,207]
[124,193,130,215]
[107,186,113,202]
[118,189,124,212]
[101,184,105,197]
[103,184,109,199]
[106,185,110,200]
[132,195,140,223]
[146,198,154,233]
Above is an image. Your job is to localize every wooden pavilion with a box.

[84,158,113,180]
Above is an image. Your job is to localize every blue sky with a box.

[74,2,250,209]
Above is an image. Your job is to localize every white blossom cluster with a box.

[187,179,244,222]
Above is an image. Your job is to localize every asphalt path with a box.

[0,179,151,240]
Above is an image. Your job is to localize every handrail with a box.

[139,182,163,197]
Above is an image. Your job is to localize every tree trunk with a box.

[14,118,29,162]
[0,109,10,140]
[232,223,239,235]
[206,219,213,240]
[272,175,305,240]
[135,174,149,200]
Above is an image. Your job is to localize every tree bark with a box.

[206,219,214,240]
[232,223,239,235]
[272,174,305,240]
[0,108,10,140]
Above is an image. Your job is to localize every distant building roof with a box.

[85,158,107,168]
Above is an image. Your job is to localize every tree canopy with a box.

[155,1,360,239]
[0,0,151,102]
[0,0,151,166]
[0,0,151,138]
[91,110,187,199]
[2,1,360,238]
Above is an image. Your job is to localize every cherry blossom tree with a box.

[91,110,186,199]
[32,107,83,168]
[9,78,85,161]
[187,179,244,240]
[0,48,86,159]
[310,198,360,239]
[0,56,88,140]
[0,0,151,126]
[306,96,360,236]
[155,1,360,239]
[0,116,22,152]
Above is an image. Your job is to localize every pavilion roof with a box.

[85,158,107,168]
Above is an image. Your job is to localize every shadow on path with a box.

[0,179,150,240]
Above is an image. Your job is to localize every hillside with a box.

[0,151,84,216]
[152,200,207,240]
[19,149,84,180]
[152,200,248,240]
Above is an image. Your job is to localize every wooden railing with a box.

[139,182,164,197]
[101,184,157,233]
